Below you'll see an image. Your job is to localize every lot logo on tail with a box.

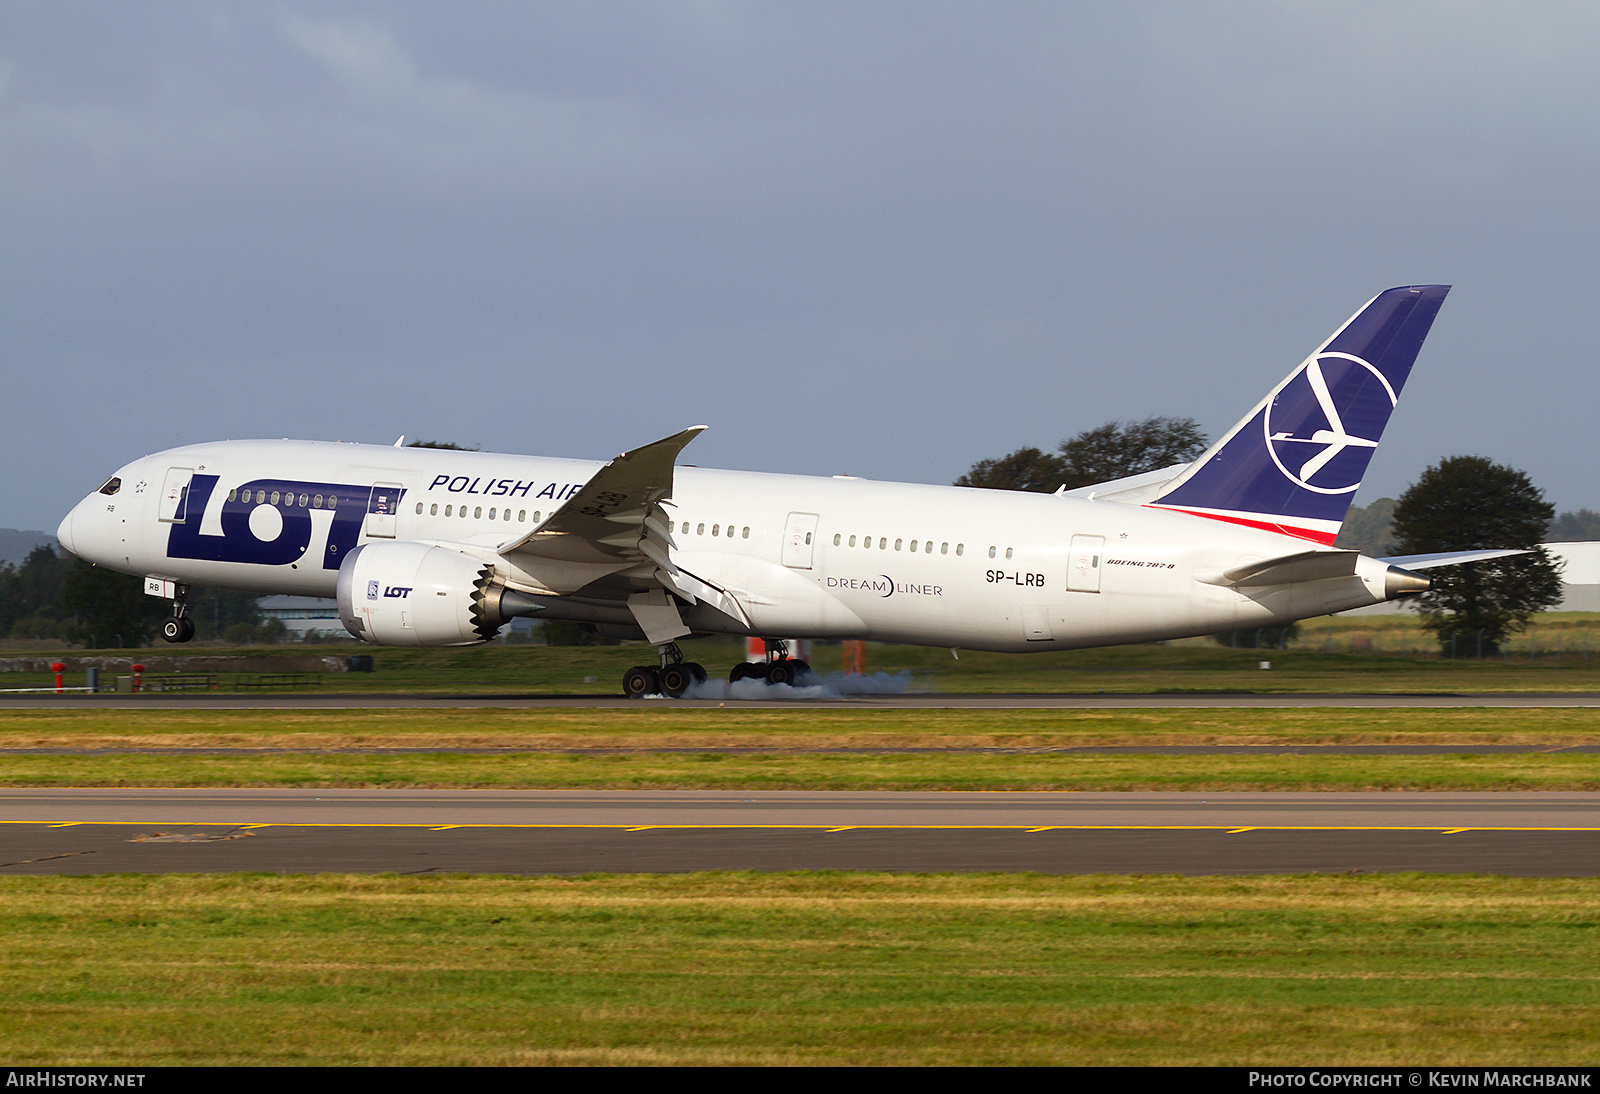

[1264,351,1395,495]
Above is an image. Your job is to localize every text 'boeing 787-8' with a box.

[58,285,1516,696]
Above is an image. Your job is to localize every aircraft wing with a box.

[1060,463,1191,504]
[499,426,705,565]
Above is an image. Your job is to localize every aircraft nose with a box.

[57,505,78,558]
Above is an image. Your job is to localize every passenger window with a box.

[270,491,280,505]
[941,542,948,554]
[988,546,996,559]
[474,507,482,519]
[228,489,237,502]
[925,541,933,553]
[314,494,323,508]
[956,544,964,556]
[430,504,438,516]
[1006,548,1013,560]
[489,508,497,520]
[909,540,917,552]
[300,494,309,507]
[697,523,705,535]
[415,503,423,514]
[742,527,749,539]
[894,539,902,551]
[849,535,857,547]
[833,534,841,546]
[712,525,719,536]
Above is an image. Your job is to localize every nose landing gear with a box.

[159,585,195,644]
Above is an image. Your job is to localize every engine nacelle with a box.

[336,542,510,646]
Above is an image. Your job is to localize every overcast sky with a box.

[4,2,1597,532]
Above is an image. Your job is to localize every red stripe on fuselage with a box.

[1146,506,1339,546]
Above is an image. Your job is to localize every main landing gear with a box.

[728,640,811,687]
[622,642,707,699]
[159,584,195,644]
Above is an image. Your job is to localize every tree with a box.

[1056,416,1208,488]
[1547,508,1600,542]
[953,446,1064,492]
[1390,456,1564,656]
[0,545,70,639]
[60,560,162,648]
[955,417,1208,492]
[1333,498,1398,556]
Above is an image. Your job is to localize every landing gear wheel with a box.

[161,617,195,644]
[659,663,697,698]
[622,665,660,698]
[767,659,798,686]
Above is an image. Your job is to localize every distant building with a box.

[257,596,347,640]
[1543,542,1600,611]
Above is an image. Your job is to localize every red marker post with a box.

[51,662,65,694]
[131,663,144,693]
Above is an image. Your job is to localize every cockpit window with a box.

[98,477,121,496]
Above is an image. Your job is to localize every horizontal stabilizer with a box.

[1379,549,1528,570]
[1221,549,1361,586]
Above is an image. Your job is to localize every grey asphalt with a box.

[3,790,1596,876]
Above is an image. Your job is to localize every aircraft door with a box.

[781,512,820,569]
[364,483,405,539]
[158,468,194,523]
[1067,535,1104,593]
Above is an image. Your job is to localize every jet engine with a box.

[335,542,541,646]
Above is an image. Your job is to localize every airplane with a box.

[57,285,1518,697]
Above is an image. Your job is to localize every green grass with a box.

[2,706,1599,789]
[2,873,1596,1065]
[3,749,1598,790]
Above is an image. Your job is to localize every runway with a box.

[3,790,1596,876]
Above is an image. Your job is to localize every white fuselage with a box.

[59,439,1399,652]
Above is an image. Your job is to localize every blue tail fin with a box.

[1149,285,1450,544]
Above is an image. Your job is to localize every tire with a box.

[766,660,796,686]
[622,665,660,698]
[659,663,694,697]
[161,618,185,644]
